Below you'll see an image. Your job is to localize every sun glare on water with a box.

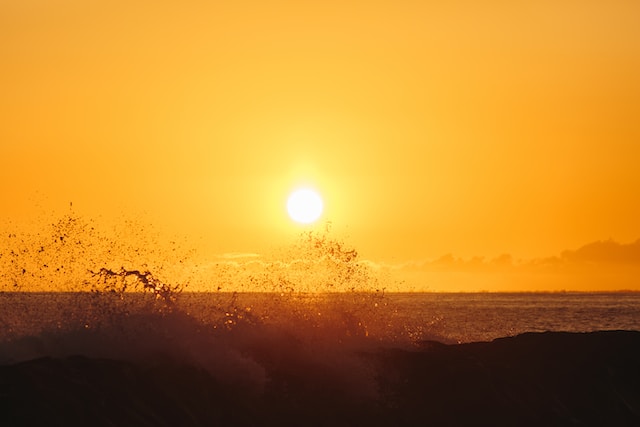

[287,189,324,224]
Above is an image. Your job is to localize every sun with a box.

[287,188,324,224]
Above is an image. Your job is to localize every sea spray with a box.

[0,213,408,398]
[0,213,196,293]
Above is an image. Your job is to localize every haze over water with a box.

[2,212,639,353]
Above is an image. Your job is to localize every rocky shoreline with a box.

[2,331,639,426]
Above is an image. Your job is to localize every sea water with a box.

[3,289,639,427]
[2,291,639,354]
[384,291,640,342]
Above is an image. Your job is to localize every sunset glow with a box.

[1,0,639,291]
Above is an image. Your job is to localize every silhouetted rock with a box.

[1,331,639,426]
[376,331,640,426]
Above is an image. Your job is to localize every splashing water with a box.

[0,213,415,399]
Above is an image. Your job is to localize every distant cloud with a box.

[400,253,515,273]
[560,239,640,265]
[391,238,640,291]
[216,252,261,260]
[394,238,640,275]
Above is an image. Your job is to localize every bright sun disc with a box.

[287,189,323,224]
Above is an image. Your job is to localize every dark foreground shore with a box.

[2,331,639,426]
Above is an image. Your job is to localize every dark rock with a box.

[1,331,639,426]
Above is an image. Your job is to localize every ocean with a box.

[2,290,640,426]
[3,291,640,351]
[5,292,640,345]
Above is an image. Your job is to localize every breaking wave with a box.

[2,214,640,426]
[0,213,415,397]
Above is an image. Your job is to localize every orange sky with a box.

[1,1,639,291]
